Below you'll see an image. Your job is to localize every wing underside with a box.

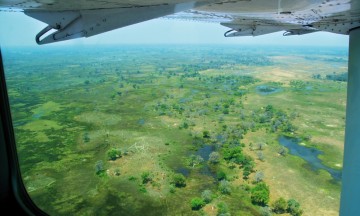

[0,0,359,44]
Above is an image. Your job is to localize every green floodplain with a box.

[3,45,347,216]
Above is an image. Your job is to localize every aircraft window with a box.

[1,12,348,216]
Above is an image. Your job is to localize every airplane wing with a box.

[0,0,359,44]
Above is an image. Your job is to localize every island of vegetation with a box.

[4,45,346,215]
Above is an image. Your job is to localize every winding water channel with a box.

[279,136,342,181]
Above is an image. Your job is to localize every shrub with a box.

[217,170,227,181]
[257,151,265,161]
[251,183,270,206]
[139,185,147,193]
[188,154,204,167]
[257,143,265,150]
[141,171,152,184]
[209,151,220,164]
[83,132,90,143]
[243,170,251,180]
[272,197,287,214]
[190,197,205,210]
[287,199,303,216]
[201,190,213,203]
[107,148,121,160]
[114,168,121,176]
[128,176,137,181]
[260,206,272,216]
[95,160,104,175]
[203,130,211,138]
[222,145,244,164]
[217,202,230,215]
[254,171,264,183]
[278,146,287,156]
[172,173,186,187]
[219,180,231,195]
[169,185,176,193]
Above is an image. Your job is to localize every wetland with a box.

[2,45,347,216]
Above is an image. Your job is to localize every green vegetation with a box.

[260,206,272,216]
[171,173,186,188]
[190,197,205,210]
[217,202,230,216]
[107,148,121,160]
[218,180,232,195]
[270,197,303,215]
[251,182,270,206]
[209,151,220,164]
[141,172,152,184]
[95,160,104,175]
[187,154,204,167]
[287,199,304,216]
[4,45,346,216]
[216,170,227,181]
[201,189,213,203]
[272,197,287,214]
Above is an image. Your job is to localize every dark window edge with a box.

[0,47,48,215]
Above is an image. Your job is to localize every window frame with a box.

[0,48,48,216]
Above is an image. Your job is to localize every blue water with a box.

[256,85,282,95]
[176,145,217,178]
[279,136,342,181]
[195,145,217,178]
[176,167,190,177]
[196,145,215,160]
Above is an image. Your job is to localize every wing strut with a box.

[26,1,201,45]
[340,27,360,216]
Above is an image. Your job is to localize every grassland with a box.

[3,45,347,216]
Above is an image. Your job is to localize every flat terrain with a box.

[3,45,347,215]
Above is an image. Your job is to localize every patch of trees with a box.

[278,146,288,156]
[190,197,205,210]
[171,173,186,188]
[218,180,232,194]
[222,144,243,163]
[222,144,254,165]
[201,190,213,203]
[242,105,298,134]
[304,56,347,63]
[221,144,255,179]
[272,197,303,216]
[250,182,270,206]
[190,189,215,211]
[290,80,308,91]
[325,72,347,82]
[312,72,348,82]
[209,151,220,164]
[312,74,322,79]
[187,154,204,168]
[287,199,304,216]
[216,170,227,181]
[217,202,230,216]
[107,148,122,160]
[272,197,287,213]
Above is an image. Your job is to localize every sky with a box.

[0,11,349,47]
